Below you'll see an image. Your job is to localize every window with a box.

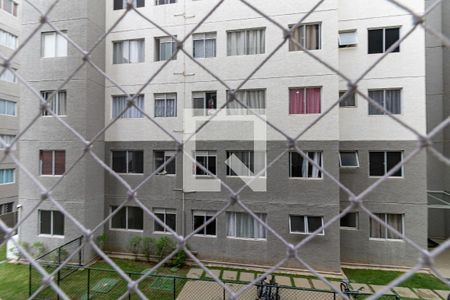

[0,202,13,215]
[339,151,359,168]
[338,30,357,48]
[113,39,145,64]
[41,90,67,116]
[227,212,267,239]
[370,213,404,240]
[0,68,16,83]
[227,28,265,56]
[289,151,322,178]
[154,151,176,175]
[154,93,177,117]
[193,91,217,116]
[39,210,64,236]
[339,91,356,107]
[0,134,14,148]
[226,151,266,177]
[40,150,65,176]
[194,151,216,176]
[369,151,403,177]
[0,29,18,49]
[154,209,176,233]
[0,168,15,184]
[0,99,16,116]
[193,32,216,58]
[1,0,18,16]
[368,89,401,115]
[155,0,176,5]
[155,36,177,61]
[289,23,321,51]
[41,31,68,58]
[340,212,358,229]
[111,150,144,174]
[110,206,144,230]
[368,27,400,54]
[193,211,216,236]
[114,0,145,10]
[290,215,324,235]
[227,89,265,115]
[112,95,144,118]
[289,88,321,114]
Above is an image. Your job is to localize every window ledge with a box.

[193,234,217,239]
[340,227,358,231]
[368,176,404,179]
[38,234,64,239]
[226,237,267,242]
[369,238,404,242]
[288,177,323,180]
[109,228,144,233]
[153,231,175,235]
[0,182,15,186]
[290,232,325,236]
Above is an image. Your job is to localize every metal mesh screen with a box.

[0,0,449,299]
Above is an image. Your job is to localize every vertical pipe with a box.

[87,268,90,300]
[173,277,176,300]
[28,263,32,297]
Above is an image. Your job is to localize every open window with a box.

[339,151,359,168]
[339,30,358,48]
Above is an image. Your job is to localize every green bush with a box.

[142,237,156,262]
[96,233,108,250]
[31,242,47,258]
[156,236,176,262]
[14,241,30,260]
[128,236,142,260]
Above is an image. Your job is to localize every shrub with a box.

[128,236,142,260]
[14,241,30,260]
[96,233,108,250]
[31,242,47,258]
[142,237,156,262]
[156,236,176,262]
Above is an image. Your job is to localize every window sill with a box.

[369,238,404,242]
[109,228,144,233]
[0,182,15,186]
[38,234,64,239]
[340,227,358,231]
[0,115,17,118]
[339,166,359,169]
[115,173,144,176]
[41,56,68,59]
[41,115,67,118]
[226,236,267,242]
[40,175,63,178]
[290,232,325,236]
[153,231,175,235]
[226,176,267,179]
[368,176,403,179]
[193,234,217,239]
[288,177,323,180]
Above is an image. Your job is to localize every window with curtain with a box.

[227,89,265,115]
[41,31,68,58]
[110,206,144,231]
[39,210,64,236]
[193,32,216,58]
[193,211,216,236]
[111,150,144,174]
[340,212,358,229]
[370,213,404,240]
[112,95,144,118]
[369,151,403,177]
[40,150,65,176]
[368,89,401,115]
[1,0,18,16]
[290,215,324,235]
[227,28,265,56]
[0,99,16,116]
[154,209,176,233]
[0,68,16,83]
[154,93,177,117]
[289,23,321,51]
[0,29,18,49]
[339,91,356,107]
[194,151,216,176]
[113,39,145,64]
[113,0,145,10]
[155,0,176,5]
[155,36,177,61]
[227,212,267,239]
[368,27,400,54]
[289,151,322,178]
[154,150,176,175]
[226,151,266,177]
[192,91,217,116]
[0,168,15,184]
[289,88,321,114]
[41,90,67,116]
[0,134,15,150]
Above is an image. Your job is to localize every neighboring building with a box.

[17,0,432,273]
[0,0,20,233]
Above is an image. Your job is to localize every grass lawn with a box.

[0,262,29,299]
[343,268,450,291]
[0,243,6,261]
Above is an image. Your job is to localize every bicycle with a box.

[256,276,281,300]
[340,279,364,299]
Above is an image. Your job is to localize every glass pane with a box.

[290,152,302,177]
[166,213,176,231]
[205,215,216,235]
[112,151,127,173]
[193,97,205,116]
[193,215,205,234]
[370,214,386,238]
[385,28,400,52]
[340,213,357,228]
[54,151,65,175]
[290,216,304,233]
[154,213,165,232]
[387,214,403,238]
[369,152,385,176]
[52,211,65,236]
[111,206,127,229]
[368,90,385,115]
[193,40,205,58]
[340,152,358,167]
[386,152,402,177]
[368,29,383,54]
[127,207,143,230]
[307,216,323,233]
[40,211,52,234]
[165,154,176,174]
[128,151,143,174]
[339,91,355,107]
[195,156,208,175]
[208,156,216,175]
[40,150,53,175]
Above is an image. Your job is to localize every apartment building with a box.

[0,0,20,232]
[16,0,431,273]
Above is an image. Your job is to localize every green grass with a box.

[343,268,450,291]
[0,243,6,261]
[0,262,29,299]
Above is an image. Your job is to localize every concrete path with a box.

[186,268,203,279]
[414,288,442,299]
[393,287,419,299]
[435,247,450,279]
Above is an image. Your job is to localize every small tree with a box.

[142,237,156,262]
[156,236,176,262]
[128,236,142,260]
[96,233,108,250]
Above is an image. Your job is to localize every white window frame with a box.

[340,212,359,230]
[39,150,65,177]
[368,88,402,115]
[0,99,16,116]
[111,150,144,175]
[289,151,323,179]
[155,0,177,5]
[1,0,18,16]
[112,39,145,64]
[338,30,358,48]
[339,151,360,168]
[368,27,401,54]
[109,206,144,232]
[369,213,405,241]
[289,23,322,51]
[193,32,216,58]
[289,215,324,235]
[0,202,13,215]
[38,210,64,238]
[192,210,217,237]
[153,208,177,234]
[226,150,267,178]
[40,90,67,116]
[41,31,68,58]
[156,36,177,61]
[0,29,18,49]
[368,151,404,178]
[339,90,357,108]
[154,93,177,117]
[194,151,217,176]
[192,91,217,116]
[226,212,267,241]
[154,150,176,175]
[0,168,15,185]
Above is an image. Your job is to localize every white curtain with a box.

[1,100,16,115]
[154,99,165,117]
[246,29,265,55]
[0,30,17,49]
[128,40,144,63]
[301,154,308,177]
[57,91,67,115]
[246,90,265,114]
[254,151,266,176]
[0,169,14,184]
[205,38,216,57]
[387,214,403,239]
[385,90,401,114]
[228,212,266,239]
[113,42,123,64]
[112,95,144,118]
[311,152,321,178]
[368,90,385,115]
[227,31,245,56]
[166,96,176,117]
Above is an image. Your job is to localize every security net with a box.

[0,0,449,299]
